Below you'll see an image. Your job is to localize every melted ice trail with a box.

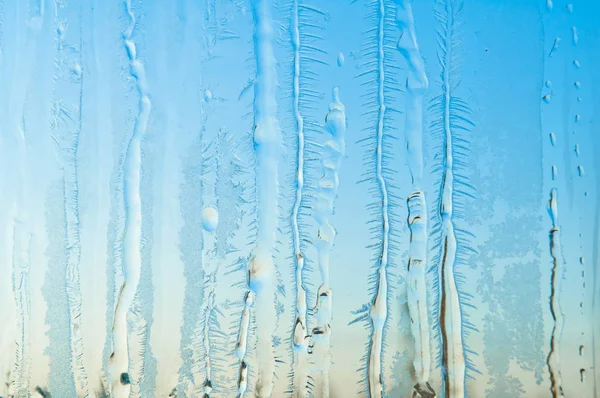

[245,0,281,395]
[395,1,434,396]
[547,188,565,398]
[290,0,309,395]
[109,1,151,396]
[367,2,390,397]
[312,88,346,398]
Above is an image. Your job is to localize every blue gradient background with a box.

[0,0,598,397]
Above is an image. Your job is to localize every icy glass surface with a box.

[0,0,598,397]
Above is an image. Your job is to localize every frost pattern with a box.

[429,1,477,397]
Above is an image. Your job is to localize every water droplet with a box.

[204,88,213,102]
[72,63,82,77]
[580,256,585,265]
[573,60,580,68]
[545,80,552,88]
[543,94,552,103]
[551,165,558,180]
[549,37,561,57]
[574,144,580,156]
[201,207,219,232]
[579,345,585,356]
[574,81,581,89]
[580,368,586,382]
[124,40,137,61]
[572,27,579,45]
[577,165,584,176]
[566,3,573,13]
[546,0,553,10]
[577,96,582,102]
[337,52,345,67]
[550,132,556,146]
[248,251,274,293]
[575,114,580,123]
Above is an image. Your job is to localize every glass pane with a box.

[0,0,598,397]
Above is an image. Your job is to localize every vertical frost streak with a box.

[434,1,468,396]
[178,130,207,396]
[190,204,210,396]
[8,0,38,393]
[83,0,112,389]
[395,1,433,396]
[367,1,389,397]
[547,189,564,398]
[541,3,564,396]
[211,130,245,395]
[289,0,309,396]
[568,5,587,390]
[286,1,329,394]
[245,0,280,395]
[235,291,253,396]
[312,88,346,398]
[61,6,89,394]
[202,291,215,396]
[11,209,31,398]
[109,1,151,396]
